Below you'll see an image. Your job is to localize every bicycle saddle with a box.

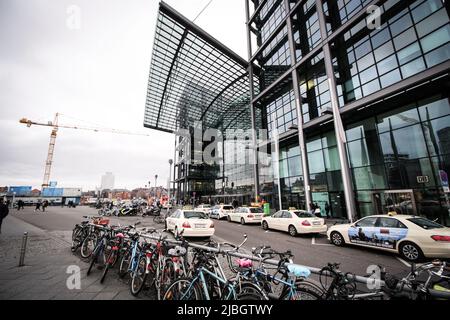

[287,264,311,278]
[168,246,187,257]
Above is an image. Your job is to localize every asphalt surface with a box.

[7,206,414,278]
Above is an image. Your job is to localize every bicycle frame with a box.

[182,266,237,300]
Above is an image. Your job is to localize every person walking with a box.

[325,202,330,218]
[35,200,41,212]
[0,198,9,234]
[42,200,48,212]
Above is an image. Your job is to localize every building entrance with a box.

[372,190,417,215]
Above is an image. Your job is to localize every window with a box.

[374,41,395,62]
[293,211,315,218]
[377,217,407,228]
[355,217,378,227]
[407,217,444,229]
[416,9,449,38]
[184,211,207,219]
[282,211,292,218]
[377,54,398,75]
[397,42,421,65]
[272,211,283,218]
[393,28,417,51]
[420,24,450,53]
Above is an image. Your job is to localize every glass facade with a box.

[247,0,450,225]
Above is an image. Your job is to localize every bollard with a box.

[18,232,28,267]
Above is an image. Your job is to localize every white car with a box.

[195,204,212,216]
[327,214,450,262]
[210,204,234,220]
[261,210,327,236]
[228,207,263,224]
[165,209,215,238]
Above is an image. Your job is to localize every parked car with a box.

[210,204,234,220]
[195,204,212,216]
[228,206,263,224]
[261,210,327,236]
[165,209,215,238]
[327,214,450,262]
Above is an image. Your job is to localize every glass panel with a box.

[380,69,402,88]
[322,131,337,148]
[352,165,387,190]
[306,136,322,151]
[422,115,450,156]
[390,13,413,37]
[400,56,426,78]
[376,54,398,75]
[393,27,417,51]
[324,147,340,171]
[425,43,450,67]
[379,124,429,160]
[397,42,421,65]
[288,156,302,176]
[374,41,395,62]
[420,24,450,53]
[411,0,443,23]
[416,9,449,38]
[418,96,450,121]
[346,118,377,142]
[308,150,325,174]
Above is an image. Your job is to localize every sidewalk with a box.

[0,216,140,300]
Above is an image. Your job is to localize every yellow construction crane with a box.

[19,113,153,188]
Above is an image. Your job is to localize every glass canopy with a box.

[144,2,258,133]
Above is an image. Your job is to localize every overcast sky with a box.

[0,0,248,191]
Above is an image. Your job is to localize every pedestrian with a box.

[325,202,330,218]
[314,202,321,217]
[42,200,48,212]
[0,198,9,234]
[35,200,41,212]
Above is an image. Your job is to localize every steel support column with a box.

[284,0,312,211]
[246,0,261,203]
[315,0,357,222]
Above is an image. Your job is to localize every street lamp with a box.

[168,159,173,201]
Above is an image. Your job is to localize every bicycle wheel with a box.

[100,250,117,284]
[87,247,101,276]
[118,251,131,279]
[236,282,267,300]
[71,227,83,252]
[130,256,148,296]
[282,285,322,300]
[81,233,98,259]
[163,278,201,300]
[157,259,177,300]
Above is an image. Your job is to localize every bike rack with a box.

[86,223,400,291]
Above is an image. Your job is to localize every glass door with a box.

[382,190,416,215]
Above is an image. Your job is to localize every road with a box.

[7,206,414,278]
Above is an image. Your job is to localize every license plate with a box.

[313,221,321,225]
[254,215,262,218]
[195,224,206,228]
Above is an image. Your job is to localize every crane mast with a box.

[42,113,59,188]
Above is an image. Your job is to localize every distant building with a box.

[101,172,115,191]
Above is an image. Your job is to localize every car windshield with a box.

[249,208,263,213]
[223,206,234,210]
[184,211,207,219]
[293,211,315,218]
[407,217,444,230]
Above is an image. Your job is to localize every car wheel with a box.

[262,221,269,230]
[399,241,423,262]
[330,231,345,246]
[288,225,297,237]
[240,218,245,225]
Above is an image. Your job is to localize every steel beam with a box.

[284,0,312,211]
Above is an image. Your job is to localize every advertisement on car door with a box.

[348,226,407,249]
